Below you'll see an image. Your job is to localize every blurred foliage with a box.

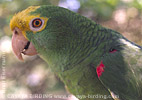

[0,0,142,100]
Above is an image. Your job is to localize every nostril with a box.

[14,30,18,35]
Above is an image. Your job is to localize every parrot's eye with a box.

[32,18,42,28]
[29,18,44,31]
[109,48,117,53]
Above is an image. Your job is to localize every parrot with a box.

[10,5,142,100]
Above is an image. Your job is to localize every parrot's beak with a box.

[12,27,37,61]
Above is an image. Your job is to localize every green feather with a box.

[25,5,142,100]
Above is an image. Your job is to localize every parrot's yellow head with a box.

[10,6,49,61]
[10,6,48,38]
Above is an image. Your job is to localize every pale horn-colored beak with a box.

[12,27,37,61]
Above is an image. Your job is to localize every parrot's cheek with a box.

[12,27,37,61]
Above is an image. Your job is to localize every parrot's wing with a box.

[97,48,142,100]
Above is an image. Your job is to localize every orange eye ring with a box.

[32,18,42,28]
[30,18,44,31]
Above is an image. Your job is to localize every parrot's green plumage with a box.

[10,5,142,100]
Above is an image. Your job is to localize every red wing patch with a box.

[96,61,105,78]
